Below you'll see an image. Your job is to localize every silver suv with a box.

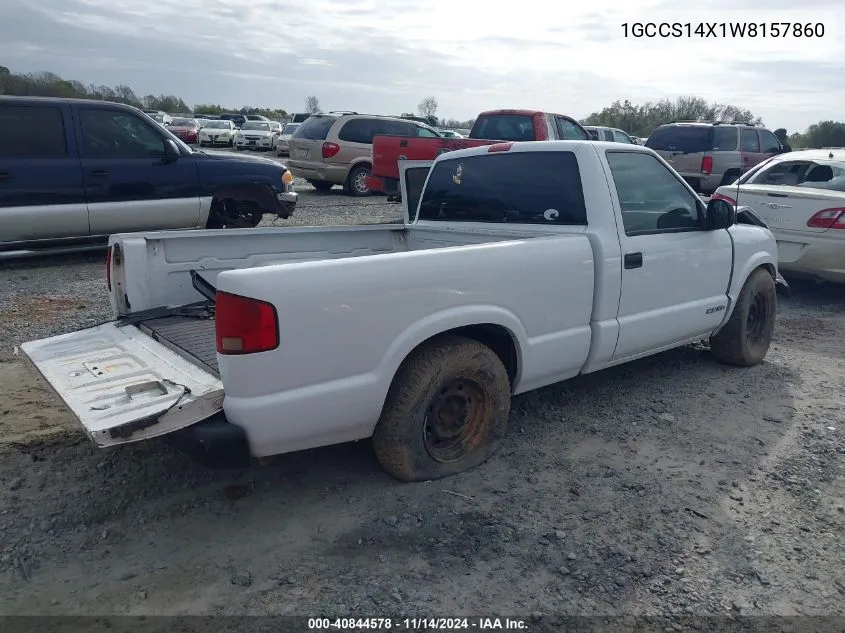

[286,113,441,195]
[645,121,787,195]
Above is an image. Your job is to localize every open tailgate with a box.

[20,322,223,447]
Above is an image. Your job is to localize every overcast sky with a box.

[1,0,842,133]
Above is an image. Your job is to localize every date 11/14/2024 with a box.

[620,21,825,38]
[308,617,528,630]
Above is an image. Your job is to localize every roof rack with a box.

[712,120,763,126]
[328,110,358,115]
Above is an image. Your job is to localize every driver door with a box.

[74,105,200,235]
[604,150,733,360]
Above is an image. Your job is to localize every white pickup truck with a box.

[21,141,789,482]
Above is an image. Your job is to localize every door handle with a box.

[90,169,109,177]
[399,140,408,147]
[624,252,643,269]
[0,172,10,181]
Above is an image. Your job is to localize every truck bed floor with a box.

[137,315,218,376]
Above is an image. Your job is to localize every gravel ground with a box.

[0,178,843,622]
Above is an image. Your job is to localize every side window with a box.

[338,119,379,144]
[605,151,702,236]
[0,104,67,158]
[741,128,759,152]
[79,109,166,159]
[416,126,439,138]
[557,117,589,140]
[712,127,738,151]
[758,130,781,154]
[613,130,634,144]
[603,130,615,142]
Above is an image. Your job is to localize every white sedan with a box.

[198,119,236,147]
[234,121,277,151]
[275,123,300,156]
[712,149,845,283]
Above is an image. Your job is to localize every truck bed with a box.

[137,315,219,376]
[112,224,564,374]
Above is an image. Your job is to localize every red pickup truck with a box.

[366,109,590,197]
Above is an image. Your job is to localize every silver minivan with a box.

[286,113,441,195]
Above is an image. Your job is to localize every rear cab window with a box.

[646,126,713,153]
[470,114,537,142]
[418,151,587,225]
[293,115,336,140]
[0,104,68,158]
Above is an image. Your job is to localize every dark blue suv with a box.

[0,97,297,256]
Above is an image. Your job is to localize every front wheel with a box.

[346,164,372,197]
[372,335,511,482]
[206,199,262,229]
[710,268,776,366]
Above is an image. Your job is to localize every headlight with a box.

[282,170,293,186]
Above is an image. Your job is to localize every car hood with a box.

[197,149,282,167]
[279,134,294,141]
[170,127,198,133]
[237,129,273,136]
[200,128,233,134]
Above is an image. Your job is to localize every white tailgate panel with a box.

[20,322,223,447]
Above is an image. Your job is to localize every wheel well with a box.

[408,324,519,386]
[212,184,275,210]
[759,263,776,280]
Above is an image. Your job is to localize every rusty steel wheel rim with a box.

[746,291,770,346]
[423,378,491,463]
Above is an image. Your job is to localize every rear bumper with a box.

[776,234,845,284]
[287,160,348,185]
[164,413,253,469]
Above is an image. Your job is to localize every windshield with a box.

[282,124,299,134]
[171,118,196,127]
[241,122,270,131]
[203,120,230,129]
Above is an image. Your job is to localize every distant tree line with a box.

[3,67,843,145]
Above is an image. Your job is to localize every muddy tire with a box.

[710,268,776,367]
[372,335,511,482]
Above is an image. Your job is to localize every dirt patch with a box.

[0,296,91,331]
[0,281,843,618]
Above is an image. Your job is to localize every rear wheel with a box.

[345,164,372,197]
[206,198,263,229]
[710,268,776,366]
[310,180,334,191]
[372,335,511,482]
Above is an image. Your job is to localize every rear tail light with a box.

[701,156,713,174]
[807,207,845,229]
[488,142,514,152]
[710,192,737,206]
[322,142,340,158]
[215,291,279,354]
[105,246,112,291]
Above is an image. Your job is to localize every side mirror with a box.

[164,139,181,160]
[706,198,735,230]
